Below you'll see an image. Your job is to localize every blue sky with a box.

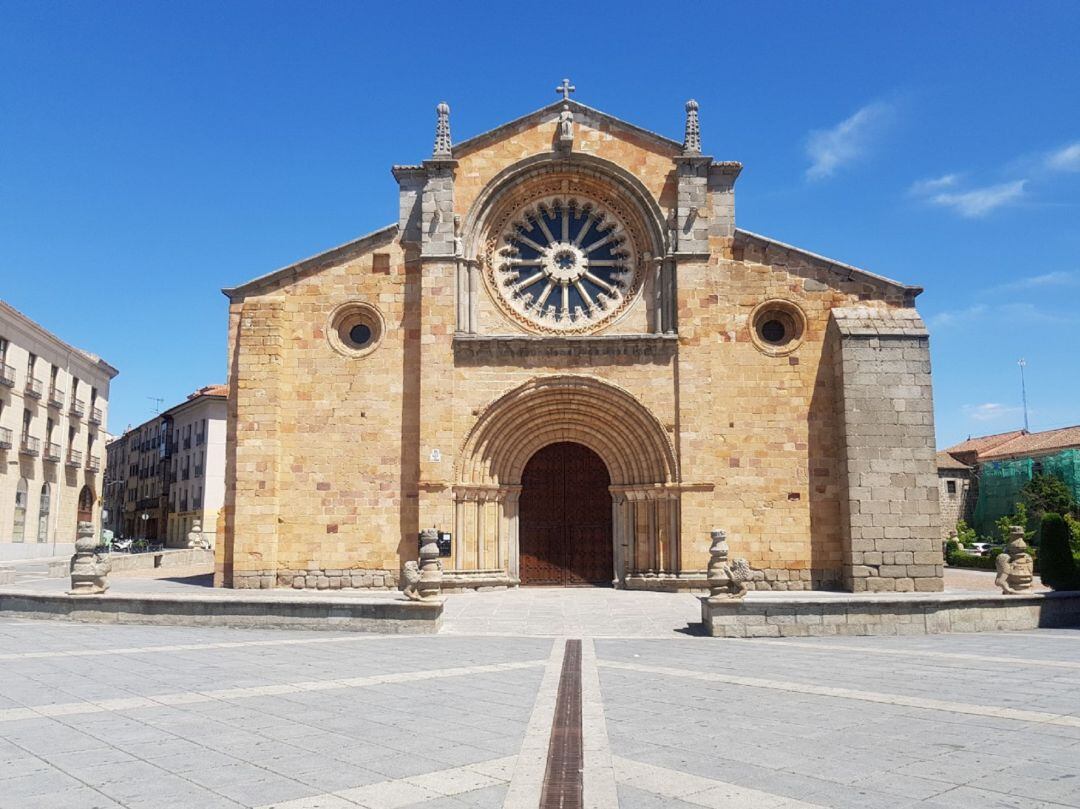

[1,1,1077,447]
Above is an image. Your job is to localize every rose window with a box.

[489,196,640,333]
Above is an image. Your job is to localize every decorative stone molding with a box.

[453,333,678,363]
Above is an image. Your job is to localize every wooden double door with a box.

[519,442,613,586]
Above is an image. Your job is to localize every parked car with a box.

[966,542,994,557]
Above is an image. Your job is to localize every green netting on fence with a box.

[973,449,1080,537]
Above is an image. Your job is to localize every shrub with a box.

[955,520,978,546]
[1039,513,1079,590]
[1065,514,1080,554]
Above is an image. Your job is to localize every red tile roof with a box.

[936,451,972,471]
[944,430,1025,457]
[979,425,1080,461]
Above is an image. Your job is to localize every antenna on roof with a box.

[147,396,164,415]
[1017,359,1029,433]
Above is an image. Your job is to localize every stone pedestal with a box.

[417,528,444,600]
[706,528,748,600]
[996,526,1034,595]
[69,521,110,595]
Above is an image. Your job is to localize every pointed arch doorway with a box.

[519,442,613,586]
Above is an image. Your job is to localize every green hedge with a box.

[947,552,999,571]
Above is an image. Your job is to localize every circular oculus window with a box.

[749,300,806,356]
[487,195,641,334]
[327,302,384,357]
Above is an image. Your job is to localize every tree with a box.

[1038,513,1079,591]
[996,502,1035,544]
[1022,473,1078,522]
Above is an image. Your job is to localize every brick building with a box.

[219,89,943,593]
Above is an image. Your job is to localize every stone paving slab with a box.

[2,601,1080,807]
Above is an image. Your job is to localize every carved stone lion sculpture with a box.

[995,526,1034,595]
[707,529,751,599]
[402,559,443,601]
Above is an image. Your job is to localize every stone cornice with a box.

[452,333,679,362]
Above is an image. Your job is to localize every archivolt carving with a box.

[457,375,678,487]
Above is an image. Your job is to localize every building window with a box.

[13,478,28,542]
[37,483,51,543]
[749,300,806,356]
[946,480,957,495]
[77,485,95,523]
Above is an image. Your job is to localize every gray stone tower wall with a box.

[830,307,944,593]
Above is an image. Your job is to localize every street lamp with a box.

[140,512,148,540]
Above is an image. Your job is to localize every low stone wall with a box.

[227,568,400,590]
[48,548,215,579]
[701,591,1080,637]
[0,591,442,633]
[626,568,842,593]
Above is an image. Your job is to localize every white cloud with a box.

[805,102,893,181]
[908,174,960,196]
[929,305,988,328]
[962,403,1022,423]
[1046,141,1080,172]
[984,271,1079,294]
[930,301,1076,330]
[929,180,1026,218]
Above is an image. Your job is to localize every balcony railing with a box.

[0,362,14,387]
[25,377,43,399]
[0,426,12,449]
[20,434,40,456]
[89,406,103,425]
[70,398,86,418]
[85,454,101,473]
[66,448,83,467]
[47,386,65,409]
[43,442,61,462]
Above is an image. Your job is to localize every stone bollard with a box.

[995,525,1034,595]
[402,529,444,601]
[69,521,111,595]
[186,518,210,550]
[417,528,444,600]
[707,528,749,600]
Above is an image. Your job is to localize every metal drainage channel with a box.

[540,639,583,808]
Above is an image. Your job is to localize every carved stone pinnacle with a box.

[683,99,701,155]
[433,102,452,159]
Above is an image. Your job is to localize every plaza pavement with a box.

[1,583,1079,808]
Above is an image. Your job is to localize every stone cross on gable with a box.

[555,78,576,101]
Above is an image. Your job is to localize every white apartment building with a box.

[165,385,226,548]
[0,300,118,560]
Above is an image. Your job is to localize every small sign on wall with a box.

[429,449,441,463]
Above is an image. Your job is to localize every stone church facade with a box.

[219,86,943,594]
